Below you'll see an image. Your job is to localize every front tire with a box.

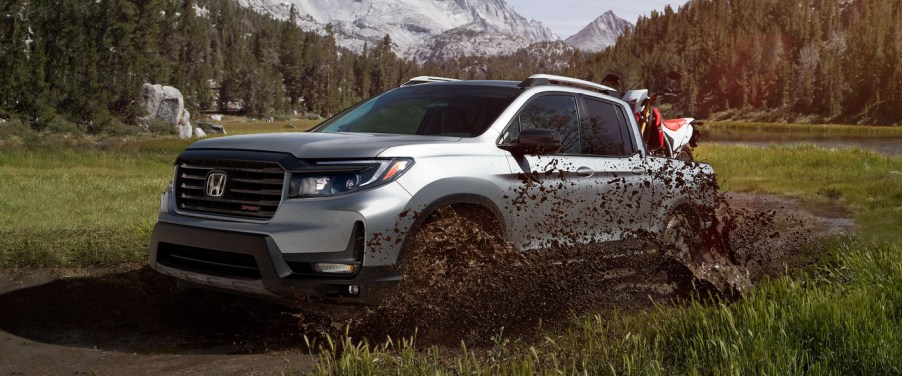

[662,211,702,265]
[399,206,510,283]
[385,207,523,337]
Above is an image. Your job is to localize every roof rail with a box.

[518,74,618,96]
[400,76,460,87]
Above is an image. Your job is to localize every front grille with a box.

[157,242,261,279]
[175,158,285,219]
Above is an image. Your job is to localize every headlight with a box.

[288,158,413,198]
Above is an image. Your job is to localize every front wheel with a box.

[387,207,526,337]
[399,207,510,283]
[662,211,702,265]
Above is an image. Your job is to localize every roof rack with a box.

[518,74,618,96]
[400,76,461,87]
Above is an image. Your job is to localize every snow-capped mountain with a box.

[565,11,633,52]
[237,0,558,60]
[410,28,532,62]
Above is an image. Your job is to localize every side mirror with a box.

[499,128,562,156]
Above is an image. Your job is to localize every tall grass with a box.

[696,144,902,243]
[311,242,901,375]
[0,120,318,268]
[0,147,176,267]
[703,121,902,136]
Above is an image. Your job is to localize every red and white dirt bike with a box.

[603,71,700,160]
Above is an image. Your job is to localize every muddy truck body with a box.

[149,75,717,304]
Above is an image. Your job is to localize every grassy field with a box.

[1,122,900,374]
[700,121,902,136]
[697,144,902,243]
[0,120,318,268]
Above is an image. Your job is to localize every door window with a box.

[502,95,580,154]
[581,98,628,156]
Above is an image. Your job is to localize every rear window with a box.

[314,85,520,137]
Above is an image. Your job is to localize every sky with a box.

[506,0,690,39]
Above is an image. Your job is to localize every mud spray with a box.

[295,158,824,347]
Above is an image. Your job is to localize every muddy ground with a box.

[0,193,854,375]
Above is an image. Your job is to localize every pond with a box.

[700,127,902,156]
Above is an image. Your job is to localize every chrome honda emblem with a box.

[205,172,227,198]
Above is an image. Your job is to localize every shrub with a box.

[147,118,177,136]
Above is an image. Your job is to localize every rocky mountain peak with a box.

[237,0,558,61]
[565,11,633,52]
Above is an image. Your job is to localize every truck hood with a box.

[186,132,459,159]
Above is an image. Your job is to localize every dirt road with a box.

[0,193,854,375]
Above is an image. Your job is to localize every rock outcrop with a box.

[142,84,184,125]
[141,83,198,138]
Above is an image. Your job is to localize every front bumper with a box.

[149,222,400,305]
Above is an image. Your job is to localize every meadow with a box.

[0,119,318,268]
[701,121,902,136]
[0,121,900,374]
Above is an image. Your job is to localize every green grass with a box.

[224,118,319,134]
[695,144,902,243]
[0,120,319,268]
[310,240,901,375]
[702,121,902,136]
[0,147,174,267]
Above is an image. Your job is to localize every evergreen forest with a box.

[1,0,899,135]
[569,0,902,125]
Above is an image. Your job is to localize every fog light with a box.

[348,285,360,296]
[311,263,359,274]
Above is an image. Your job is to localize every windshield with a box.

[314,85,520,137]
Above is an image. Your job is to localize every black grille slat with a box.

[174,158,285,219]
[179,193,281,207]
[179,204,275,218]
[230,177,284,185]
[167,254,259,271]
[231,188,283,195]
[157,243,261,279]
[180,183,205,190]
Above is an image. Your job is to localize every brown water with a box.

[703,128,902,156]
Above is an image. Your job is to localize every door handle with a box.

[631,168,645,175]
[576,166,594,178]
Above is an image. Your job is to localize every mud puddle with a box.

[0,193,854,374]
[0,268,315,374]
